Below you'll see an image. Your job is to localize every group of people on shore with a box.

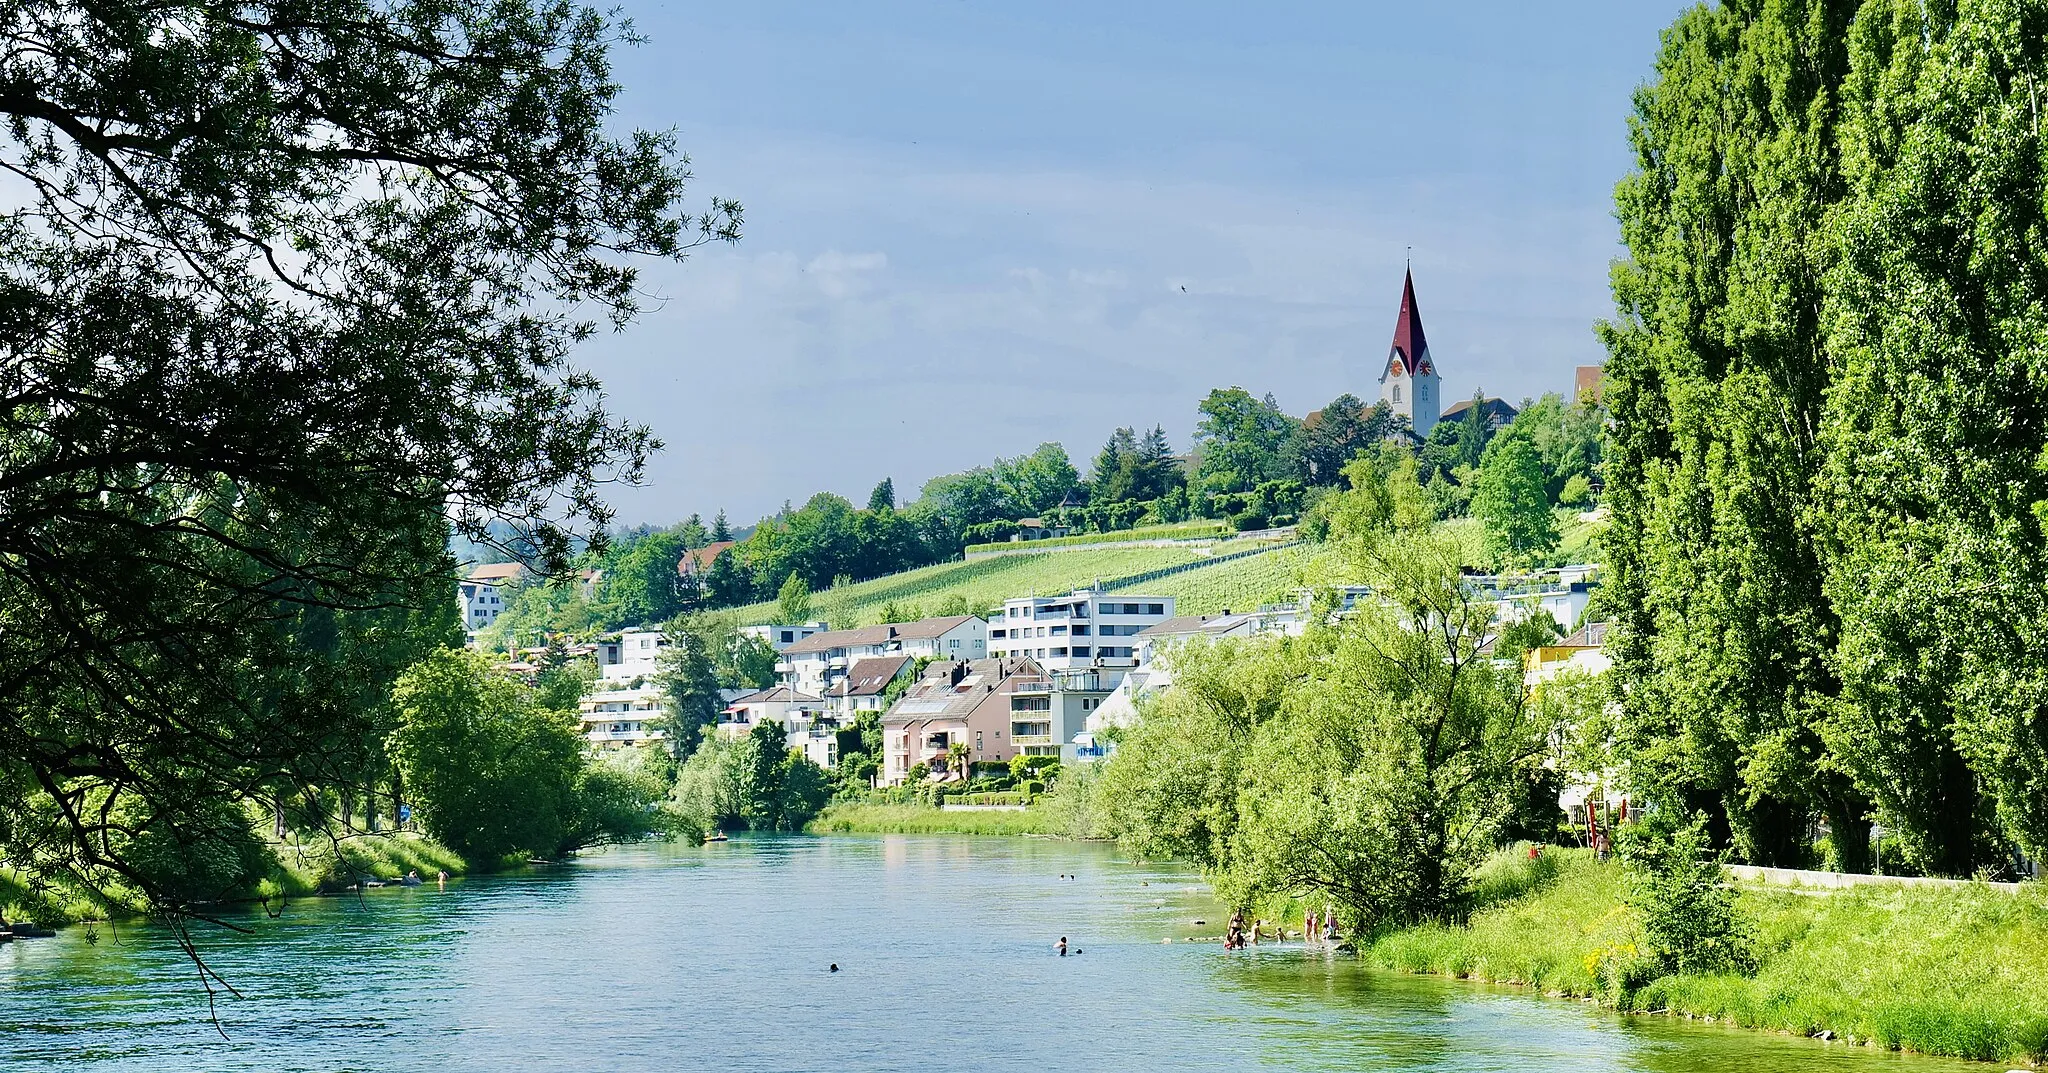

[1220,905,1340,949]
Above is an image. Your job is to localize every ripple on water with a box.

[0,837,2002,1073]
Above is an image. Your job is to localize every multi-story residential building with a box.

[880,658,1048,785]
[986,590,1174,683]
[596,627,667,684]
[579,685,664,751]
[822,655,914,718]
[1466,566,1597,634]
[718,685,823,740]
[740,622,830,652]
[458,577,506,633]
[777,615,987,698]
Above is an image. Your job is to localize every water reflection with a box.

[0,837,1994,1073]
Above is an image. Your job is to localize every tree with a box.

[868,478,897,512]
[1193,388,1300,495]
[0,0,737,919]
[1602,0,1870,871]
[390,651,588,862]
[776,572,812,626]
[657,625,724,756]
[997,443,1080,516]
[1297,394,1396,487]
[1225,455,1553,929]
[711,510,734,543]
[1471,436,1559,567]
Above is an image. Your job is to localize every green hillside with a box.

[732,538,1311,628]
[732,546,1205,626]
[1119,544,1315,616]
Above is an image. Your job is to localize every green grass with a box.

[730,546,1208,625]
[965,522,1231,555]
[808,803,1070,836]
[1365,847,2048,1065]
[1132,544,1315,616]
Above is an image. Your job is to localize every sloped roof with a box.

[828,655,914,698]
[465,562,526,584]
[678,541,736,576]
[783,615,980,656]
[1560,621,1611,648]
[882,657,1045,725]
[1380,268,1430,381]
[1440,397,1520,424]
[726,686,823,707]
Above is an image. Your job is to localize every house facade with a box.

[458,578,506,633]
[880,658,1047,785]
[777,615,987,698]
[987,590,1175,682]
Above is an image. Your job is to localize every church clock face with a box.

[1388,358,1404,377]
[1418,360,1434,376]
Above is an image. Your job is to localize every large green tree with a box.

[1601,0,1869,870]
[0,0,734,919]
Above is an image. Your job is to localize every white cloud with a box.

[581,133,1618,523]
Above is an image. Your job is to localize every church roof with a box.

[1381,268,1431,381]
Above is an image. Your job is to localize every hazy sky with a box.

[581,1,1693,525]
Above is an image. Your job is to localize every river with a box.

[0,835,1992,1072]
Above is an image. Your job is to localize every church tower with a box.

[1376,268,1440,437]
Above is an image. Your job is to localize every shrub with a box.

[1231,510,1269,532]
[1619,811,1754,976]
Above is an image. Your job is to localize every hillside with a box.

[731,539,1304,627]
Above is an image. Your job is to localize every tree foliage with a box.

[0,0,731,918]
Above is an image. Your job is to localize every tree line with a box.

[1603,0,2048,878]
[481,386,1606,644]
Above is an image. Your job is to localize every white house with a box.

[740,622,830,652]
[778,615,987,699]
[458,578,506,633]
[719,685,824,740]
[597,627,667,684]
[579,684,664,751]
[987,590,1175,684]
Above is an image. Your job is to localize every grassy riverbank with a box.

[2,831,474,926]
[809,803,1071,836]
[1368,848,2048,1066]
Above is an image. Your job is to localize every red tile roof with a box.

[678,541,736,576]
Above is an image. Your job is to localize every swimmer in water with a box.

[1057,936,1068,957]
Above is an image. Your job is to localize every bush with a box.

[1231,510,1269,532]
[1619,811,1754,976]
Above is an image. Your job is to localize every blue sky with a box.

[582,1,1693,525]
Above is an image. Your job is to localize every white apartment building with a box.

[777,615,987,699]
[579,685,664,751]
[740,622,830,652]
[596,626,667,684]
[458,578,505,632]
[987,590,1174,683]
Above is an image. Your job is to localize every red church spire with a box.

[1389,267,1429,375]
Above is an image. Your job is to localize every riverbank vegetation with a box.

[1367,847,2048,1065]
[0,0,729,933]
[808,804,1071,837]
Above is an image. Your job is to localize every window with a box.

[1072,625,1089,636]
[949,639,960,648]
[780,631,794,643]
[991,629,1006,639]
[1051,626,1066,636]
[1393,383,1402,403]
[1147,604,1165,615]
[1012,695,1050,712]
[1050,647,1068,657]
[1011,720,1051,740]
[1072,645,1090,657]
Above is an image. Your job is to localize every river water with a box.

[0,835,1991,1072]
